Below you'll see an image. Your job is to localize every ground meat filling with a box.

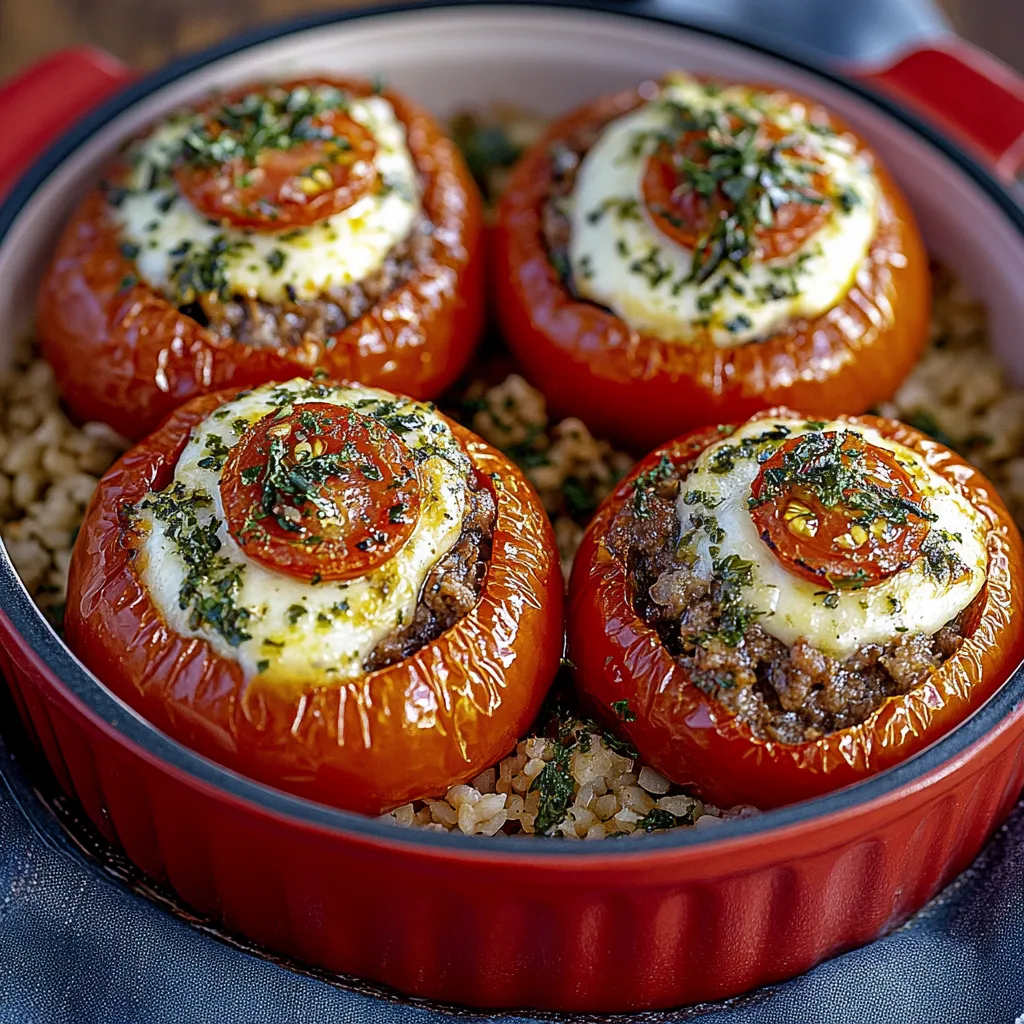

[182,214,435,350]
[365,472,496,671]
[540,109,638,294]
[609,465,964,744]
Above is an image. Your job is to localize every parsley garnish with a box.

[140,483,251,647]
[636,806,695,832]
[632,453,676,519]
[705,554,757,647]
[642,98,826,286]
[530,759,575,835]
[197,433,231,471]
[747,430,936,528]
[921,529,968,586]
[169,235,248,306]
[178,83,352,169]
[611,699,636,722]
[448,114,523,202]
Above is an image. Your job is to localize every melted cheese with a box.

[567,74,880,347]
[114,93,421,305]
[676,417,988,658]
[134,379,469,685]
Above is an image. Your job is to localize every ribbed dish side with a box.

[1,627,1023,1012]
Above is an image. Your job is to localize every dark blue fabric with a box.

[4,717,1024,1024]
[624,0,949,62]
[10,2,1019,1023]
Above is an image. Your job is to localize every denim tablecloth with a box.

[7,1,1024,1022]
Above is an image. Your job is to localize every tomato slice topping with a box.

[220,402,421,582]
[748,430,934,588]
[174,84,379,231]
[640,122,830,264]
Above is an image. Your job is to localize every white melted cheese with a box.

[676,417,989,658]
[115,93,421,304]
[567,74,880,347]
[134,379,469,685]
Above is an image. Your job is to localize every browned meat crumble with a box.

[540,112,637,291]
[197,215,434,349]
[608,466,964,745]
[365,472,495,671]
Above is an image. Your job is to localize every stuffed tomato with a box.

[494,73,930,451]
[568,410,1024,809]
[65,378,562,815]
[39,77,484,441]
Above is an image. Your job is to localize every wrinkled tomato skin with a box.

[64,389,563,816]
[567,410,1024,810]
[493,84,931,454]
[37,77,485,442]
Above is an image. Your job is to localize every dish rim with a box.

[2,0,1024,859]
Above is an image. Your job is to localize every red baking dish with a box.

[3,2,1024,1012]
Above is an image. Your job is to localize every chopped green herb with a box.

[563,477,597,517]
[140,483,251,647]
[747,429,936,530]
[611,699,636,722]
[638,97,827,289]
[632,453,676,519]
[904,409,958,451]
[629,246,671,288]
[196,433,232,472]
[530,760,576,835]
[448,115,524,202]
[636,806,695,832]
[169,235,248,306]
[723,313,753,334]
[178,83,352,171]
[835,185,861,213]
[921,529,968,586]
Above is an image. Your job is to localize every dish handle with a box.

[0,47,135,199]
[859,39,1024,185]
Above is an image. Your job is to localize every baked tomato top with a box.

[218,401,423,583]
[37,76,484,441]
[64,379,563,816]
[568,410,1024,810]
[493,72,930,451]
[172,83,382,230]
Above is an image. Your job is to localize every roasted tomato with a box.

[64,383,563,816]
[568,411,1024,810]
[38,77,485,442]
[493,74,930,452]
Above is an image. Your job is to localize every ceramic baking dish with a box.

[2,1,1024,1012]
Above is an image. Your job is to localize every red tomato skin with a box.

[567,411,1024,810]
[492,83,932,454]
[64,389,563,816]
[37,78,485,442]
